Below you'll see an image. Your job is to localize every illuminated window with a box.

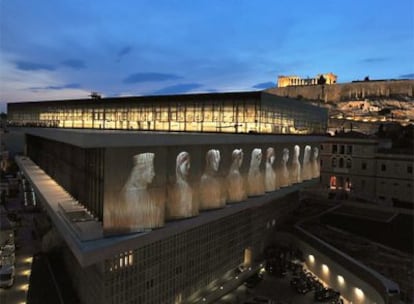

[330,176,337,189]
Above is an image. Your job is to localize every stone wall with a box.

[266,80,414,103]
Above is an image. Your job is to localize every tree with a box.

[364,76,370,81]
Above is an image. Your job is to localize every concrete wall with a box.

[276,231,398,304]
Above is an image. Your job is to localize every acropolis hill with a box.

[266,79,414,103]
[266,79,414,133]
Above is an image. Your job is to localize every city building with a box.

[7,91,328,304]
[7,91,327,135]
[7,92,399,304]
[320,132,414,208]
[277,73,337,88]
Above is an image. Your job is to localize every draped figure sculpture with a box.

[290,145,302,184]
[311,147,320,178]
[247,148,265,196]
[302,145,312,181]
[200,149,226,209]
[226,149,247,203]
[279,148,291,187]
[120,153,164,231]
[265,147,278,192]
[167,151,197,219]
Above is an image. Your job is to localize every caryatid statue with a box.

[167,151,197,219]
[279,148,291,187]
[311,147,320,178]
[226,149,247,203]
[247,148,265,196]
[265,147,278,192]
[302,145,312,181]
[120,152,164,230]
[290,145,302,184]
[200,149,226,209]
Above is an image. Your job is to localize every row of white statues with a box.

[115,146,319,232]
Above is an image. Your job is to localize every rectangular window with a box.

[361,162,367,170]
[340,145,345,154]
[347,145,353,154]
[332,145,337,154]
[408,166,413,174]
[381,164,386,171]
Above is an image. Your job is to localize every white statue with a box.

[311,147,320,178]
[120,153,164,231]
[302,145,312,181]
[290,145,302,184]
[247,148,265,196]
[167,151,197,219]
[200,149,226,209]
[226,149,247,203]
[265,147,277,192]
[279,148,291,187]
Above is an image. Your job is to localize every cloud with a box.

[29,83,81,91]
[152,83,203,95]
[61,59,86,69]
[361,57,388,63]
[118,46,132,57]
[123,72,181,84]
[15,61,55,71]
[252,81,275,89]
[399,73,414,79]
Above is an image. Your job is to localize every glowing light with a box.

[355,287,364,298]
[24,257,33,263]
[220,286,223,290]
[19,284,29,291]
[308,254,315,263]
[337,275,345,285]
[322,264,329,274]
[20,269,31,276]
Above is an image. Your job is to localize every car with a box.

[314,288,340,302]
[0,265,15,288]
[244,273,263,288]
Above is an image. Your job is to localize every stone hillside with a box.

[265,80,414,103]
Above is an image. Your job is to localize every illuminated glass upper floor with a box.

[7,91,328,134]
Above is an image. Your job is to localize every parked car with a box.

[244,272,263,288]
[0,265,15,288]
[314,287,340,302]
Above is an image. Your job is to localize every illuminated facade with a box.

[277,73,337,87]
[7,91,327,135]
[10,92,329,304]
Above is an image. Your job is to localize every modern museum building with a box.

[8,91,327,304]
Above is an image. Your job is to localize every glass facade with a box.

[8,92,327,134]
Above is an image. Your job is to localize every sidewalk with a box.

[0,191,40,304]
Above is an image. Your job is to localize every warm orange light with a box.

[308,254,315,263]
[355,287,364,298]
[322,264,329,274]
[337,275,345,285]
[19,284,29,291]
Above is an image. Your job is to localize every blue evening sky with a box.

[0,0,413,110]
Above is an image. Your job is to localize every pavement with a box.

[0,189,40,304]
